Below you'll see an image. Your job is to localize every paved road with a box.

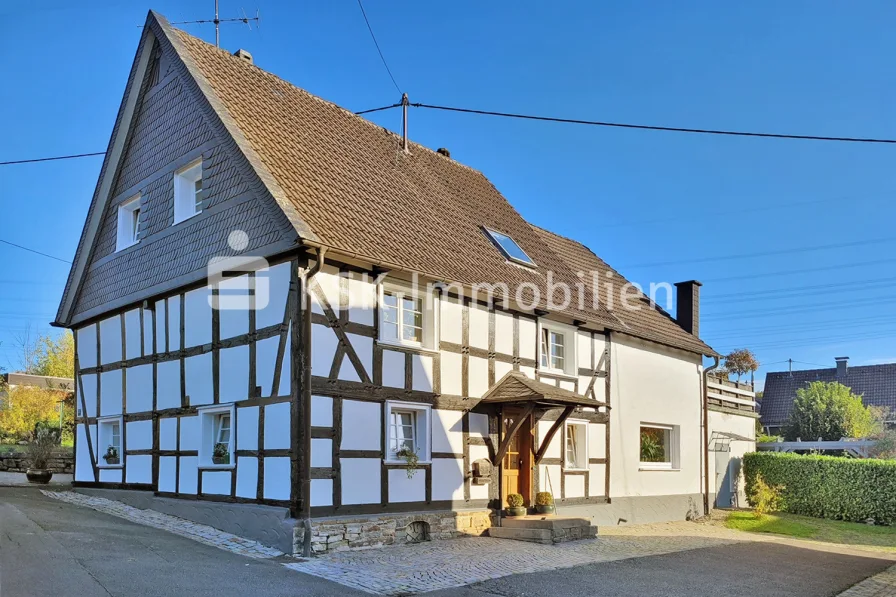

[0,487,361,597]
[1,487,892,597]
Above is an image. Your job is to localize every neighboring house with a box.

[54,11,755,553]
[761,357,896,435]
[0,373,74,410]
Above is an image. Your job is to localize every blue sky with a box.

[2,1,895,388]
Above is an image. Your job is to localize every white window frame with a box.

[116,194,142,251]
[97,416,124,469]
[384,401,431,464]
[198,403,235,469]
[377,280,439,350]
[537,320,577,377]
[173,159,203,225]
[639,423,679,471]
[564,419,589,471]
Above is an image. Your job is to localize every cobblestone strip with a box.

[285,532,743,595]
[836,564,896,597]
[41,491,283,559]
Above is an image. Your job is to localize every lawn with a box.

[725,511,896,553]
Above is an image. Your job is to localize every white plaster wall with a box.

[237,406,259,450]
[440,351,462,396]
[577,331,592,370]
[494,360,513,382]
[158,456,177,492]
[388,469,425,502]
[126,420,153,450]
[256,262,291,330]
[80,374,97,418]
[341,400,381,450]
[519,365,536,379]
[100,370,122,416]
[589,423,606,459]
[439,296,463,345]
[536,420,562,460]
[469,444,490,500]
[219,345,250,403]
[75,424,96,482]
[236,457,258,498]
[179,416,199,452]
[468,356,489,398]
[155,299,167,352]
[179,456,198,494]
[558,379,575,392]
[264,402,291,449]
[432,458,465,501]
[346,333,372,381]
[183,287,212,348]
[159,417,177,450]
[156,360,181,410]
[341,458,380,504]
[167,296,181,350]
[469,412,489,439]
[539,464,561,493]
[381,349,404,389]
[99,316,122,365]
[709,410,756,502]
[99,468,122,483]
[202,471,231,495]
[347,274,375,325]
[143,308,154,355]
[589,464,607,496]
[310,266,339,315]
[185,352,213,406]
[494,310,513,356]
[311,396,333,427]
[126,364,153,412]
[255,335,281,397]
[218,274,249,339]
[77,324,97,369]
[518,318,537,361]
[311,438,332,468]
[124,309,142,359]
[311,324,337,377]
[264,457,290,500]
[610,336,702,498]
[468,303,489,350]
[311,479,334,506]
[411,354,434,392]
[432,409,463,454]
[126,455,152,484]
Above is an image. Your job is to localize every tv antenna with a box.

[169,1,261,47]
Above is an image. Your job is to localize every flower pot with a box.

[506,506,527,517]
[535,504,555,515]
[212,456,230,465]
[26,469,53,484]
[103,457,120,465]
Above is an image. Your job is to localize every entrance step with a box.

[489,516,597,544]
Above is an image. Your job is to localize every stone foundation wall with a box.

[295,510,493,554]
[0,450,74,474]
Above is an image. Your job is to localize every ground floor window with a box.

[198,404,235,467]
[385,401,431,463]
[639,424,678,470]
[564,420,588,470]
[97,416,123,468]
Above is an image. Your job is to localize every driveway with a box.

[2,487,893,596]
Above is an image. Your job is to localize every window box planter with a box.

[212,442,230,465]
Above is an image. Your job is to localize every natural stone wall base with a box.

[294,510,493,554]
[0,451,74,474]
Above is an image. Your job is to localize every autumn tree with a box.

[20,330,74,378]
[722,348,759,382]
[0,386,62,443]
[785,381,881,441]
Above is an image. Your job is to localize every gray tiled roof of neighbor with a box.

[761,363,896,426]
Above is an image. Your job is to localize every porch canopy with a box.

[476,371,610,466]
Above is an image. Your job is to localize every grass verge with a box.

[725,511,896,553]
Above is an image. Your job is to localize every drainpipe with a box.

[302,247,326,557]
[702,355,720,516]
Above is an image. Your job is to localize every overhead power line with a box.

[409,102,896,145]
[356,0,402,94]
[0,151,105,166]
[0,239,72,264]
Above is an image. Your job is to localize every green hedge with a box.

[743,451,896,524]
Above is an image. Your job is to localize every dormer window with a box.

[116,195,142,251]
[482,227,536,267]
[174,159,203,224]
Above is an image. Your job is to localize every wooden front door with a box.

[501,407,532,506]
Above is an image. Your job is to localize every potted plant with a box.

[395,446,419,478]
[102,445,120,465]
[506,493,527,517]
[535,492,555,514]
[26,429,56,484]
[212,442,230,465]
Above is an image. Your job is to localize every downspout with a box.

[302,247,326,557]
[702,355,720,516]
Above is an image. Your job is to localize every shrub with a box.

[507,493,524,507]
[744,451,896,524]
[748,473,784,517]
[27,428,56,469]
[535,492,554,506]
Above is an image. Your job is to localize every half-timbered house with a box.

[55,11,755,554]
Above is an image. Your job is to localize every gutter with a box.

[702,355,720,516]
[301,246,326,557]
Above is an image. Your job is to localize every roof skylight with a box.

[483,227,536,267]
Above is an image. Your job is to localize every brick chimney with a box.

[835,356,849,378]
[674,280,702,337]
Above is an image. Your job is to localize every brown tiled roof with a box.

[163,17,713,356]
[481,371,608,408]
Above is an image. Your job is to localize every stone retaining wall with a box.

[294,510,493,554]
[0,450,74,474]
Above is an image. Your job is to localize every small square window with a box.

[384,401,431,463]
[116,195,142,251]
[640,424,678,470]
[378,281,437,349]
[538,321,577,376]
[565,420,588,470]
[174,160,203,224]
[199,404,235,468]
[97,416,124,468]
[540,329,565,371]
[482,227,536,267]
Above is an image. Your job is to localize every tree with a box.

[722,348,759,382]
[0,385,61,442]
[20,330,74,378]
[785,381,881,441]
